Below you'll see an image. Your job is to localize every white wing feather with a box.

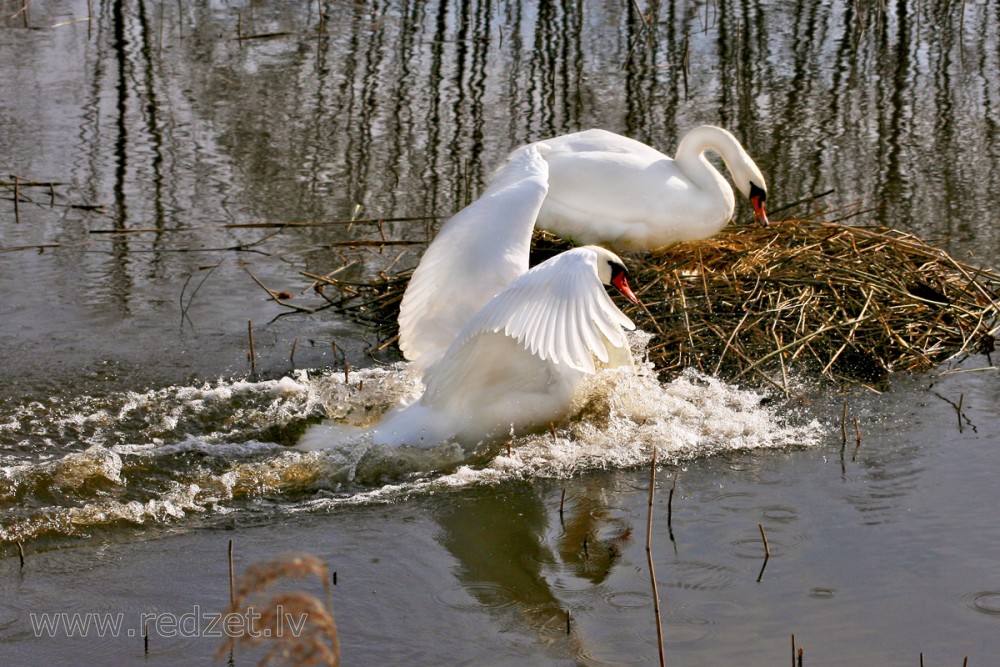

[397,144,550,370]
[440,247,635,376]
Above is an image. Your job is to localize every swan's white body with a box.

[520,126,769,250]
[373,245,636,448]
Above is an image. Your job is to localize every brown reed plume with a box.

[217,553,339,667]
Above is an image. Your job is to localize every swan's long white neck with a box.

[673,125,751,216]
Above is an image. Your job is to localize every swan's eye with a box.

[749,181,766,202]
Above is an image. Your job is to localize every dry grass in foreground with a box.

[218,553,339,667]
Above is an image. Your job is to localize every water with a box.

[2,0,999,663]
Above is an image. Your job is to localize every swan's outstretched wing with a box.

[440,247,636,379]
[398,144,550,370]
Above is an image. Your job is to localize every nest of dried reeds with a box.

[331,219,1000,389]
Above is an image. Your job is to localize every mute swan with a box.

[520,125,769,250]
[372,245,639,448]
[398,143,552,371]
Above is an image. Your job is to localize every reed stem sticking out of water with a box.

[957,392,965,433]
[646,447,666,667]
[17,540,24,568]
[667,473,677,533]
[841,400,849,447]
[12,175,20,224]
[228,539,235,607]
[756,523,771,582]
[247,321,256,373]
[758,523,771,558]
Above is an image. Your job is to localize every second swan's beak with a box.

[749,182,769,227]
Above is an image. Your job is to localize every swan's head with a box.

[587,246,639,304]
[737,163,769,227]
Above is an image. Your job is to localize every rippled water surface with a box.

[2,1,1000,664]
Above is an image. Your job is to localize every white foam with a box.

[286,333,822,504]
[0,332,823,539]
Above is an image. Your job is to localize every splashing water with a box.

[0,334,821,544]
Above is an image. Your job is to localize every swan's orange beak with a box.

[749,182,769,227]
[612,272,639,304]
[751,194,769,227]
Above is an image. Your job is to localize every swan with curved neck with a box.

[521,125,769,250]
[374,244,638,448]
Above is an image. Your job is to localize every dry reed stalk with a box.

[840,399,847,449]
[957,392,965,433]
[646,447,666,667]
[229,539,236,607]
[12,175,21,223]
[248,321,257,373]
[758,523,771,557]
